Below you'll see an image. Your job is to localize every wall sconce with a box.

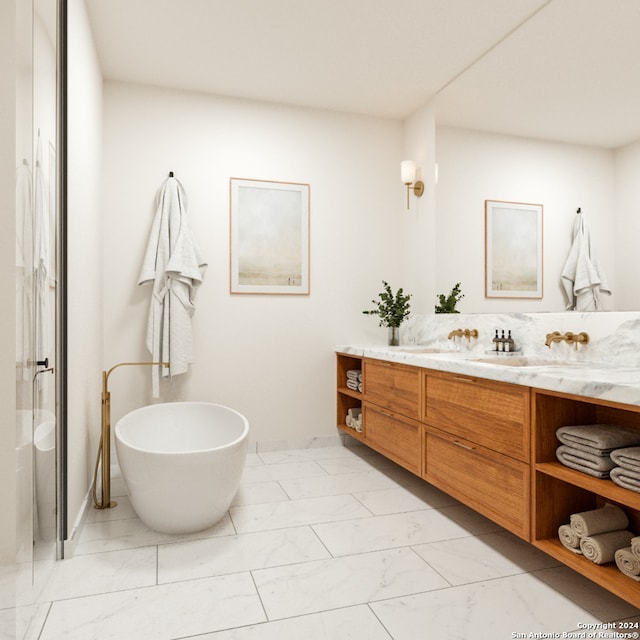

[401,160,424,209]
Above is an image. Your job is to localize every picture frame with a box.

[485,200,543,299]
[230,178,310,294]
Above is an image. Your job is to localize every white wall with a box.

[66,0,103,534]
[101,82,404,448]
[435,126,616,313]
[614,139,640,310]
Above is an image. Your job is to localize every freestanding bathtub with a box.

[114,402,249,534]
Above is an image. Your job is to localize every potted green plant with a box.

[363,280,412,345]
[434,282,464,313]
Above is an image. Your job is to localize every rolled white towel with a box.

[569,504,629,537]
[631,536,640,560]
[615,547,640,581]
[570,503,629,537]
[580,530,634,564]
[558,524,582,554]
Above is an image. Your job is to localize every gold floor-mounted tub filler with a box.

[92,361,170,509]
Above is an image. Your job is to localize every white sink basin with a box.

[471,356,582,367]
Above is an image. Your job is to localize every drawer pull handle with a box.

[380,410,393,417]
[453,440,475,451]
[452,376,475,383]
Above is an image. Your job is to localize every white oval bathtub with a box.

[114,402,249,534]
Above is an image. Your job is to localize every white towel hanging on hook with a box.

[138,174,207,397]
[561,209,611,311]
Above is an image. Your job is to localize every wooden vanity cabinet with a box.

[422,370,531,540]
[335,354,421,474]
[361,358,422,474]
[532,388,640,606]
[336,352,640,607]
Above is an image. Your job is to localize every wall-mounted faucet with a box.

[545,331,590,349]
[448,328,479,341]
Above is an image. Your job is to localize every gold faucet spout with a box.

[544,331,562,347]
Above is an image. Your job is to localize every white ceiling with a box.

[85,0,640,148]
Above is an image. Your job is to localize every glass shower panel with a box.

[13,1,59,636]
[31,0,58,595]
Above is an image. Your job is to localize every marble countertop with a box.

[336,344,640,407]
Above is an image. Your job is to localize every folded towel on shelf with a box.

[346,369,361,380]
[611,447,640,472]
[556,424,640,454]
[346,379,360,392]
[570,503,629,536]
[580,530,634,564]
[610,467,640,493]
[555,446,615,478]
[358,382,363,393]
[615,547,640,581]
[631,536,640,559]
[558,524,582,553]
[557,445,616,474]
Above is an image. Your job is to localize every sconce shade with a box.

[401,160,416,185]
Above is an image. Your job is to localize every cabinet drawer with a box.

[424,371,530,462]
[424,426,530,539]
[364,404,421,475]
[364,359,420,419]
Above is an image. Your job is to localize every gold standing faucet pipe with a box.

[92,361,170,509]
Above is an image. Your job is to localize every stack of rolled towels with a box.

[558,504,633,565]
[345,407,362,432]
[346,369,363,393]
[555,424,640,479]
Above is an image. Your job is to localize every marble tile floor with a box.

[22,444,640,639]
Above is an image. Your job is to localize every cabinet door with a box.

[364,359,421,419]
[363,404,421,475]
[425,426,530,540]
[424,371,530,462]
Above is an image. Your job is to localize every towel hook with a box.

[576,207,581,214]
[168,171,174,178]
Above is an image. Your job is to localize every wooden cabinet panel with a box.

[424,426,530,539]
[364,404,421,475]
[364,359,421,419]
[424,370,530,462]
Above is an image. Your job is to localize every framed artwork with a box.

[485,200,543,299]
[230,178,310,294]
